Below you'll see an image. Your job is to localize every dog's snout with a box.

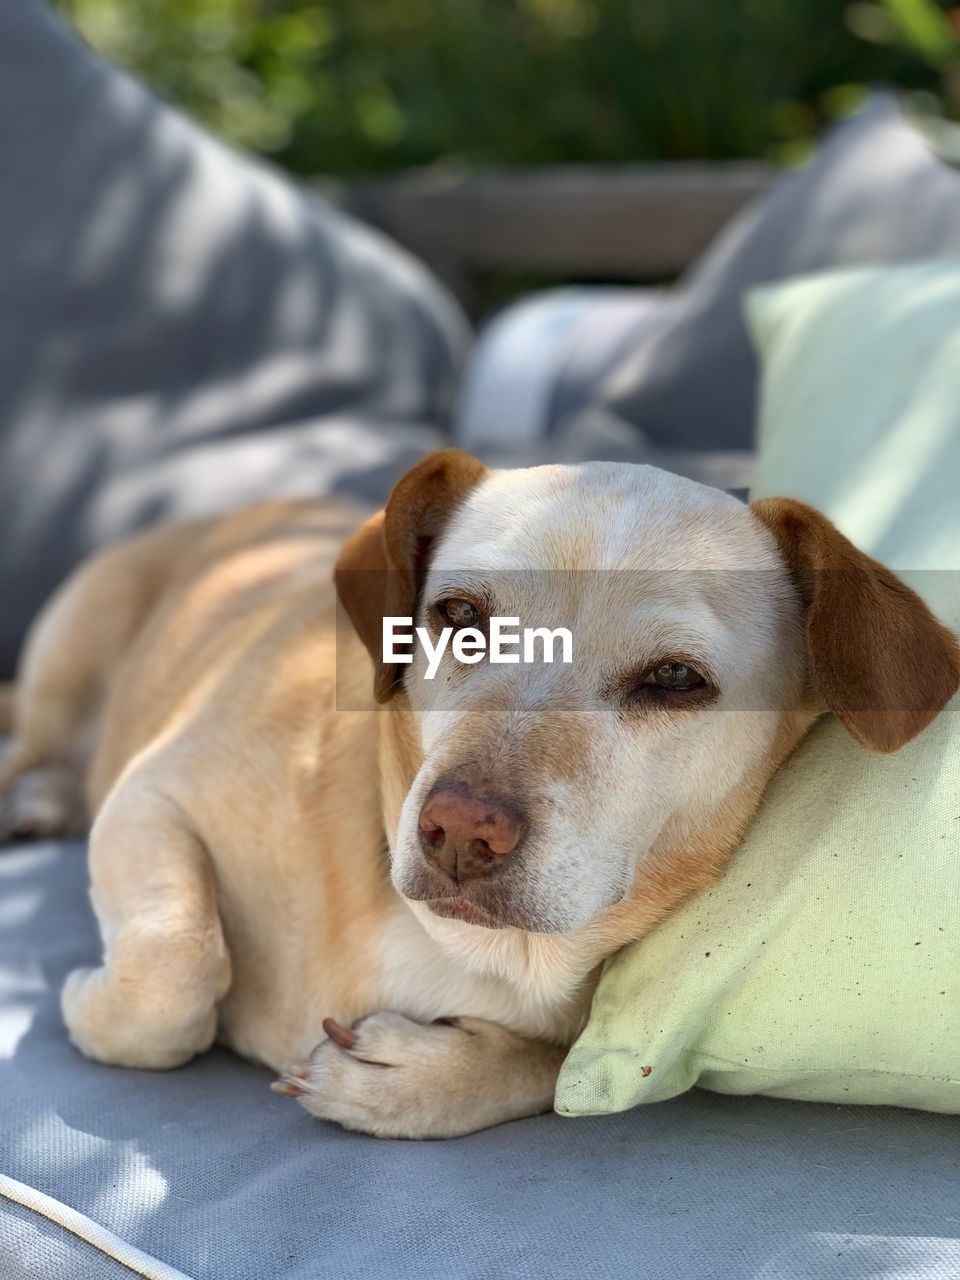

[418,785,525,884]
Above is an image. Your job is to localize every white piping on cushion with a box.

[0,1174,194,1280]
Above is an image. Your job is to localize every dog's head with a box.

[337,451,959,937]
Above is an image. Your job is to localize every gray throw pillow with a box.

[599,94,960,453]
[0,0,467,676]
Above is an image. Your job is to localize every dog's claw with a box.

[323,1017,359,1050]
[270,1078,305,1097]
[271,1058,314,1096]
[270,1054,315,1096]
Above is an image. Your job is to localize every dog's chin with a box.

[422,897,506,929]
[393,862,554,932]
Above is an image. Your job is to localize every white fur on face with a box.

[392,463,804,934]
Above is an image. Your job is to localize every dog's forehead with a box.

[433,462,776,573]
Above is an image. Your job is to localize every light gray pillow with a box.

[451,287,754,496]
[0,0,467,675]
[599,94,960,452]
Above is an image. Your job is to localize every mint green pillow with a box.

[556,261,960,1118]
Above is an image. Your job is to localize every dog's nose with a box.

[418,786,525,884]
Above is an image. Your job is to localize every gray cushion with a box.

[599,94,960,452]
[2,841,960,1279]
[454,288,670,450]
[0,0,467,677]
[452,289,754,495]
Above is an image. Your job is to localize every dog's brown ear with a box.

[752,497,960,753]
[334,508,395,702]
[335,450,488,702]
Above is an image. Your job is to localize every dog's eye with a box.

[645,661,706,692]
[612,659,714,711]
[439,598,481,629]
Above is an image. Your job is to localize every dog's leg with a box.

[0,672,86,842]
[0,600,99,794]
[61,783,231,1070]
[1,525,192,832]
[0,561,109,834]
[1,765,87,842]
[0,683,13,736]
[273,1013,566,1139]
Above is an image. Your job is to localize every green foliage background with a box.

[58,0,960,175]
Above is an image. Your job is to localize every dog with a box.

[1,451,957,1138]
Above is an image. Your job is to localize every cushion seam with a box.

[0,1175,194,1280]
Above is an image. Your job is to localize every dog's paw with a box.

[271,1012,508,1139]
[62,963,219,1070]
[0,765,86,844]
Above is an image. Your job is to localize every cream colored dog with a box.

[1,451,957,1138]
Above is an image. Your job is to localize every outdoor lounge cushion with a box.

[0,0,466,678]
[4,840,960,1279]
[455,287,668,451]
[596,94,960,453]
[556,260,960,1118]
[452,287,755,496]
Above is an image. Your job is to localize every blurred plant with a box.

[846,0,960,115]
[59,0,946,175]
